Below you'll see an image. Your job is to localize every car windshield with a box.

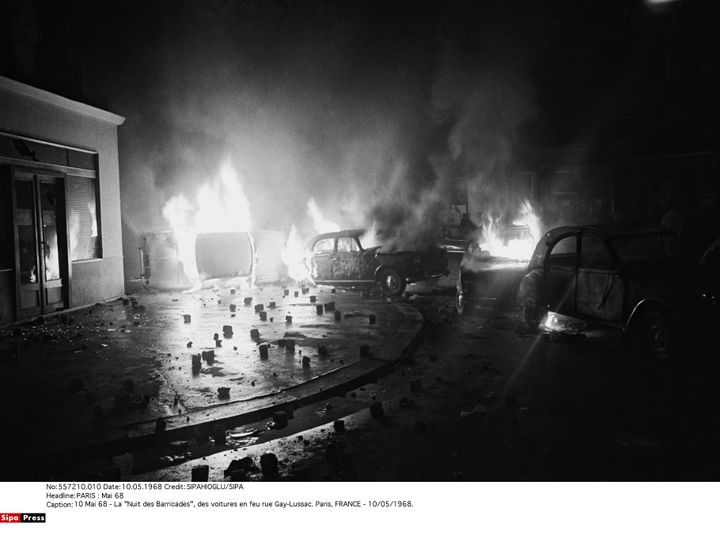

[611,235,674,263]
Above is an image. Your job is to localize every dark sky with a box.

[6,0,720,241]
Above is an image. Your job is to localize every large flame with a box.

[477,199,542,261]
[307,198,340,234]
[280,199,344,284]
[161,159,252,289]
[280,225,314,284]
[360,220,381,250]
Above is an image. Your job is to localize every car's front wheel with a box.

[379,267,406,297]
[635,309,676,363]
[521,301,545,330]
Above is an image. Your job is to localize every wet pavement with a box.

[6,263,720,482]
[0,285,422,480]
[133,290,720,482]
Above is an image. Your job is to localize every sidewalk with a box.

[0,285,423,480]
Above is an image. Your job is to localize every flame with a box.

[280,199,342,284]
[515,199,541,245]
[281,225,314,284]
[161,159,253,289]
[307,198,340,234]
[477,199,542,261]
[360,221,381,250]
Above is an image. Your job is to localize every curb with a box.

[56,302,424,465]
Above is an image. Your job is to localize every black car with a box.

[306,229,448,297]
[515,225,720,361]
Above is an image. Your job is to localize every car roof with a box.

[306,229,366,246]
[542,224,670,242]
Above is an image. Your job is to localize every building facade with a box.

[0,76,125,324]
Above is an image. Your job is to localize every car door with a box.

[544,233,578,316]
[333,236,370,282]
[576,233,624,325]
[310,237,336,282]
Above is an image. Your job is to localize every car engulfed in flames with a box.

[455,199,543,313]
[455,224,536,314]
[305,229,449,297]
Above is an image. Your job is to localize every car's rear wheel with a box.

[379,268,405,297]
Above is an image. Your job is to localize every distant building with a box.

[0,75,125,323]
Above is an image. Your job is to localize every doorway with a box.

[11,168,69,319]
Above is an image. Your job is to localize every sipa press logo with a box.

[1,513,46,523]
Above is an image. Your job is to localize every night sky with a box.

[4,0,719,248]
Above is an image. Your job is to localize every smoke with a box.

[430,29,537,231]
[72,1,537,270]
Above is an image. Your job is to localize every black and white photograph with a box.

[1,0,720,548]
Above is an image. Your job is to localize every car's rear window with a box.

[611,235,674,263]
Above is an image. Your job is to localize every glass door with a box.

[12,170,68,319]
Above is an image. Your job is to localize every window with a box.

[67,175,101,260]
[547,235,577,268]
[0,133,97,170]
[580,235,613,270]
[312,238,335,254]
[0,133,100,261]
[336,237,359,253]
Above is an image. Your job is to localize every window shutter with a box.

[66,175,101,260]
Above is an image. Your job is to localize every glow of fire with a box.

[280,200,346,284]
[307,198,340,234]
[478,199,542,261]
[161,159,253,289]
[360,221,381,249]
[281,225,314,284]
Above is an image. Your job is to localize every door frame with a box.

[10,166,71,319]
[543,232,579,317]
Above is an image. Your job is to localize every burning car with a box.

[306,229,448,297]
[456,224,536,314]
[516,225,720,362]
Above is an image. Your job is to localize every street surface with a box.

[3,276,720,481]
[138,287,720,481]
